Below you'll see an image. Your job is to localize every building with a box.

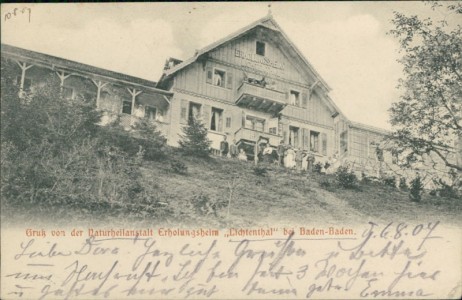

[1,14,459,189]
[1,43,173,138]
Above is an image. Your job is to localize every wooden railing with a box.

[234,127,281,146]
[236,82,286,105]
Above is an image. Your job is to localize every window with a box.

[62,86,74,99]
[16,76,32,91]
[210,107,223,132]
[256,41,266,56]
[226,117,231,128]
[310,131,320,153]
[290,90,300,106]
[188,102,202,123]
[269,127,277,135]
[289,126,299,147]
[122,100,132,114]
[245,115,265,132]
[145,106,157,121]
[213,69,226,88]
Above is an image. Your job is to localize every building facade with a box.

[1,14,460,189]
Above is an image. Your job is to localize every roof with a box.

[163,14,331,92]
[1,44,173,96]
[350,121,390,135]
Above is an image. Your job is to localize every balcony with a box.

[235,82,287,114]
[234,127,281,147]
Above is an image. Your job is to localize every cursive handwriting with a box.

[2,221,458,299]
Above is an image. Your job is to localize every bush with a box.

[335,166,358,189]
[253,166,268,177]
[314,162,323,173]
[179,117,211,157]
[319,178,332,189]
[399,177,408,190]
[189,192,224,217]
[99,117,167,161]
[382,176,396,188]
[409,176,423,202]
[170,160,188,175]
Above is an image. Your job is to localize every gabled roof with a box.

[163,14,331,92]
[1,44,173,96]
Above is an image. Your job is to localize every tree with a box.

[388,2,462,172]
[178,117,211,157]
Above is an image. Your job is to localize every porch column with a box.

[127,88,142,115]
[56,71,72,87]
[91,79,108,109]
[15,61,34,92]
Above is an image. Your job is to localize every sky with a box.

[2,2,460,130]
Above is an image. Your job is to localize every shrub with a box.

[399,177,408,190]
[99,117,167,161]
[253,166,268,177]
[335,166,358,189]
[170,160,188,175]
[319,178,332,189]
[409,176,423,202]
[314,162,323,173]
[189,192,224,216]
[179,117,211,157]
[382,176,396,188]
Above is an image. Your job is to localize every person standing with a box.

[263,143,274,164]
[295,149,307,172]
[285,146,296,169]
[220,135,229,157]
[277,140,285,167]
[307,152,316,172]
[229,139,239,158]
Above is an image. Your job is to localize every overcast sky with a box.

[2,2,459,130]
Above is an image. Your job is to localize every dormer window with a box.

[256,41,266,56]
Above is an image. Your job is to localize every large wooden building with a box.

[1,14,459,188]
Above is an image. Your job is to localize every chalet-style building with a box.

[1,14,459,189]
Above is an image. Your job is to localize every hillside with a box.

[4,150,461,228]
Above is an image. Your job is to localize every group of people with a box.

[219,136,339,174]
[220,136,248,161]
[277,141,316,172]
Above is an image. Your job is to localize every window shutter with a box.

[202,104,211,129]
[322,133,327,156]
[180,100,188,124]
[226,72,233,89]
[226,116,231,128]
[206,68,213,84]
[242,110,246,127]
[302,92,308,108]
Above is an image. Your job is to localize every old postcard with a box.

[1,2,461,299]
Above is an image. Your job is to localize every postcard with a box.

[1,2,461,299]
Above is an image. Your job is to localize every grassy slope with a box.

[141,153,461,228]
[4,152,460,228]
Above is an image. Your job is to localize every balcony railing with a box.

[234,127,281,147]
[235,82,287,114]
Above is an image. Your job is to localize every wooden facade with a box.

[162,15,339,161]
